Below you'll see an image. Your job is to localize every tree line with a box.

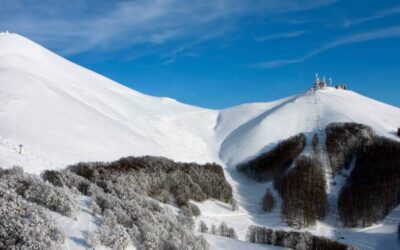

[246,225,354,250]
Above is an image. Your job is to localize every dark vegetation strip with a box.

[246,225,354,250]
[237,133,306,182]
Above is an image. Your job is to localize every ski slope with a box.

[1,32,400,249]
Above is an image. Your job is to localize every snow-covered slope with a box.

[1,33,400,249]
[0,33,219,174]
[1,33,400,174]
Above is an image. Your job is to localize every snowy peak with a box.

[217,88,400,166]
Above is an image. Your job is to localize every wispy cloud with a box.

[254,25,400,69]
[255,30,305,42]
[343,5,400,27]
[0,0,337,58]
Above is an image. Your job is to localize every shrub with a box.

[262,188,275,212]
[325,123,374,175]
[237,133,307,182]
[274,156,327,228]
[338,136,400,227]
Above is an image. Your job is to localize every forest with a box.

[57,155,233,207]
[42,156,235,249]
[338,136,400,227]
[325,123,374,175]
[237,122,400,230]
[274,156,327,228]
[237,133,306,182]
[1,155,235,249]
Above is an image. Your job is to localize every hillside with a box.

[1,32,400,249]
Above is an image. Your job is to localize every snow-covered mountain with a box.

[1,32,400,249]
[1,33,399,174]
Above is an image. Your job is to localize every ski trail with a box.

[311,91,339,226]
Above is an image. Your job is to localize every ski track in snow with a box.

[1,33,400,249]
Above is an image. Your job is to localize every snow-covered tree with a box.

[89,210,130,250]
[199,221,208,233]
[0,184,65,249]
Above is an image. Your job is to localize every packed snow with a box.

[1,33,400,249]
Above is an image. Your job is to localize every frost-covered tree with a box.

[0,184,65,249]
[231,198,238,211]
[90,195,101,216]
[199,221,208,233]
[217,222,237,239]
[61,156,232,208]
[0,167,79,219]
[211,224,217,235]
[89,210,130,250]
[44,165,209,249]
[24,181,79,218]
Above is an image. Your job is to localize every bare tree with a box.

[262,189,276,212]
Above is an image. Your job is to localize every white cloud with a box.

[0,0,337,56]
[343,5,400,27]
[254,25,400,69]
[255,30,305,42]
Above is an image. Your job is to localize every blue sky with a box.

[1,0,400,109]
